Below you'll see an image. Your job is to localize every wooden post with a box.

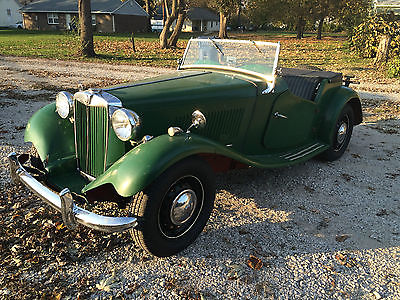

[131,33,136,53]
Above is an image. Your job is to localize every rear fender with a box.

[317,86,362,145]
[83,134,244,197]
[24,103,75,169]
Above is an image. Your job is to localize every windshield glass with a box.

[180,39,280,82]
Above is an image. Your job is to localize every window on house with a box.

[92,15,96,26]
[47,13,59,25]
[6,9,11,16]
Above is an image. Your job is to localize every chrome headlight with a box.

[111,108,140,141]
[56,91,73,119]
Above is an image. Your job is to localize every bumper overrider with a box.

[7,152,137,233]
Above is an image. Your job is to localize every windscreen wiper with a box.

[252,41,263,55]
[209,39,224,56]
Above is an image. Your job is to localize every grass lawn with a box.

[0,29,388,81]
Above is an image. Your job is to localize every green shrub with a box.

[387,58,400,78]
[351,14,400,58]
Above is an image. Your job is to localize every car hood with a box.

[106,70,259,106]
[105,69,261,141]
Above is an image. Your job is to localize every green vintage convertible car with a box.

[8,39,362,257]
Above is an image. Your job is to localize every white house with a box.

[374,0,400,14]
[181,7,219,32]
[0,0,22,27]
[152,7,219,33]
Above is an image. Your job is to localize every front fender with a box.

[24,103,75,169]
[317,86,362,145]
[83,134,241,197]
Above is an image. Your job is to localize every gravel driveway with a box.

[0,56,399,299]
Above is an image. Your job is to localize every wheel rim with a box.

[158,175,204,239]
[337,122,347,145]
[334,115,349,152]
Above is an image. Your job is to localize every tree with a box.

[286,0,314,39]
[208,0,237,39]
[313,0,371,39]
[78,0,95,57]
[159,0,186,49]
[338,0,372,35]
[168,10,187,47]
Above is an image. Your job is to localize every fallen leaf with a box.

[96,274,118,292]
[247,255,263,270]
[376,209,389,217]
[335,234,350,242]
[335,253,356,267]
[227,264,244,280]
[56,223,65,230]
[341,173,352,182]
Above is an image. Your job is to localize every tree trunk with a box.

[317,16,324,40]
[159,0,178,49]
[219,12,228,39]
[374,34,392,65]
[168,11,186,48]
[144,0,151,32]
[296,16,304,39]
[78,0,95,57]
[144,0,150,14]
[237,0,242,28]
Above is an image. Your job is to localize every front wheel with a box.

[320,104,354,161]
[129,157,215,257]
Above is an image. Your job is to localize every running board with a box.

[280,143,326,161]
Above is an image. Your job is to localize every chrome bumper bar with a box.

[7,152,137,233]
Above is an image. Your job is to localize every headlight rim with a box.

[56,91,73,119]
[111,108,141,141]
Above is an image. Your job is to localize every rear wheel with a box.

[320,104,354,161]
[129,157,215,257]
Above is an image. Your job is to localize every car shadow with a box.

[190,123,400,261]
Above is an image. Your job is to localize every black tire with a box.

[320,104,354,161]
[129,156,215,257]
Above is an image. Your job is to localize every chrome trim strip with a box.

[72,100,79,168]
[80,170,96,182]
[178,37,192,70]
[104,105,109,172]
[288,144,324,161]
[7,152,137,233]
[74,90,122,107]
[85,105,89,172]
[103,72,212,92]
[281,143,320,160]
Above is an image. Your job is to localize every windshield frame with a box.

[178,38,281,83]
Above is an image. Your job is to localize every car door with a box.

[263,91,317,150]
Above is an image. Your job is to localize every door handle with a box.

[274,112,288,119]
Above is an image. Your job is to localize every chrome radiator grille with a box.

[74,100,108,177]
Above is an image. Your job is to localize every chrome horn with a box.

[187,110,206,133]
[168,110,206,136]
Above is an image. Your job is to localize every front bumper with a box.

[7,152,137,233]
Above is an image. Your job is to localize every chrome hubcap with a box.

[337,122,347,145]
[170,189,197,225]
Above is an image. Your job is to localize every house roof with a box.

[187,7,218,21]
[153,6,218,21]
[21,0,148,16]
